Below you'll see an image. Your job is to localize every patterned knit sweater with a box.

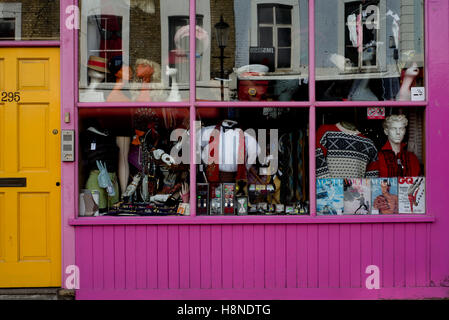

[316,124,379,179]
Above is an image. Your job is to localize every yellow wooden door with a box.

[0,48,60,287]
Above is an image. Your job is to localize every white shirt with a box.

[198,125,260,172]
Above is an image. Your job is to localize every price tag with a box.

[367,107,385,119]
[411,87,425,101]
[90,143,96,150]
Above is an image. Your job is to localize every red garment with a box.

[206,123,247,182]
[377,141,421,177]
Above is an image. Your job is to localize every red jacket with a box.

[378,141,421,177]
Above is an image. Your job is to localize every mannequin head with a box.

[135,59,161,83]
[404,62,419,78]
[87,69,105,85]
[383,114,408,146]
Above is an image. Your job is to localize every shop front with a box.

[1,0,448,299]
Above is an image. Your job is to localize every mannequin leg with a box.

[116,136,131,196]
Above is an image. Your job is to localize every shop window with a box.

[316,107,426,215]
[0,1,59,41]
[78,108,191,217]
[196,108,309,216]
[195,0,309,102]
[315,0,425,101]
[79,0,190,102]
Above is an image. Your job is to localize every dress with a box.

[316,123,379,179]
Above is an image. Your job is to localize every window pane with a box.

[315,0,425,101]
[259,27,273,47]
[79,0,190,103]
[316,107,426,215]
[196,0,309,102]
[0,0,59,40]
[196,108,310,216]
[78,107,191,217]
[278,27,291,47]
[277,48,291,68]
[276,5,292,24]
[258,5,274,24]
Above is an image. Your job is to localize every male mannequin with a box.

[378,114,421,177]
[316,121,379,178]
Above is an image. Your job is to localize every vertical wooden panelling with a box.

[189,225,201,288]
[394,224,406,287]
[275,225,286,288]
[114,226,126,289]
[360,224,372,288]
[200,225,211,289]
[339,225,351,287]
[243,225,255,289]
[328,224,340,288]
[232,225,244,289]
[318,225,329,288]
[222,225,233,288]
[297,225,308,288]
[210,225,222,289]
[75,222,432,292]
[146,225,158,289]
[179,225,190,289]
[286,225,297,288]
[307,225,318,288]
[264,225,276,288]
[157,226,168,289]
[92,226,104,290]
[125,226,136,289]
[168,225,180,289]
[135,226,147,289]
[415,224,428,286]
[383,224,394,288]
[103,226,115,289]
[253,225,265,289]
[350,224,361,288]
[405,223,416,287]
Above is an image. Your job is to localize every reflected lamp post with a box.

[214,15,230,101]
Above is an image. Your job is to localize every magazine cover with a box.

[316,178,344,215]
[398,177,426,214]
[371,178,398,214]
[344,178,371,214]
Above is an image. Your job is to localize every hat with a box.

[87,56,109,73]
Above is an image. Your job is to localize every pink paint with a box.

[51,0,449,299]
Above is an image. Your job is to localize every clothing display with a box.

[85,170,120,210]
[377,141,421,177]
[316,123,379,179]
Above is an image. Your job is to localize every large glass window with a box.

[78,0,190,102]
[195,0,309,102]
[0,0,59,40]
[315,0,425,102]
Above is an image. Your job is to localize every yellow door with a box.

[0,48,60,287]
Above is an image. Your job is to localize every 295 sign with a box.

[1,92,20,102]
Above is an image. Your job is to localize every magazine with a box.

[398,177,425,214]
[344,178,371,214]
[316,178,344,215]
[371,178,398,214]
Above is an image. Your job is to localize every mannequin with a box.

[378,114,421,177]
[107,55,133,102]
[116,136,131,195]
[396,62,420,101]
[348,46,379,101]
[82,125,120,211]
[135,59,161,102]
[316,122,379,178]
[80,56,109,102]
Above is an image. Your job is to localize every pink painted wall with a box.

[63,0,449,299]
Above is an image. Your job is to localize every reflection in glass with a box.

[196,0,309,101]
[316,0,425,101]
[79,0,190,102]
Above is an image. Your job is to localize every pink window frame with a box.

[64,0,434,226]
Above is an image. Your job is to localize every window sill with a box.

[69,215,435,226]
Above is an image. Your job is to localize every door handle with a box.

[0,178,26,187]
